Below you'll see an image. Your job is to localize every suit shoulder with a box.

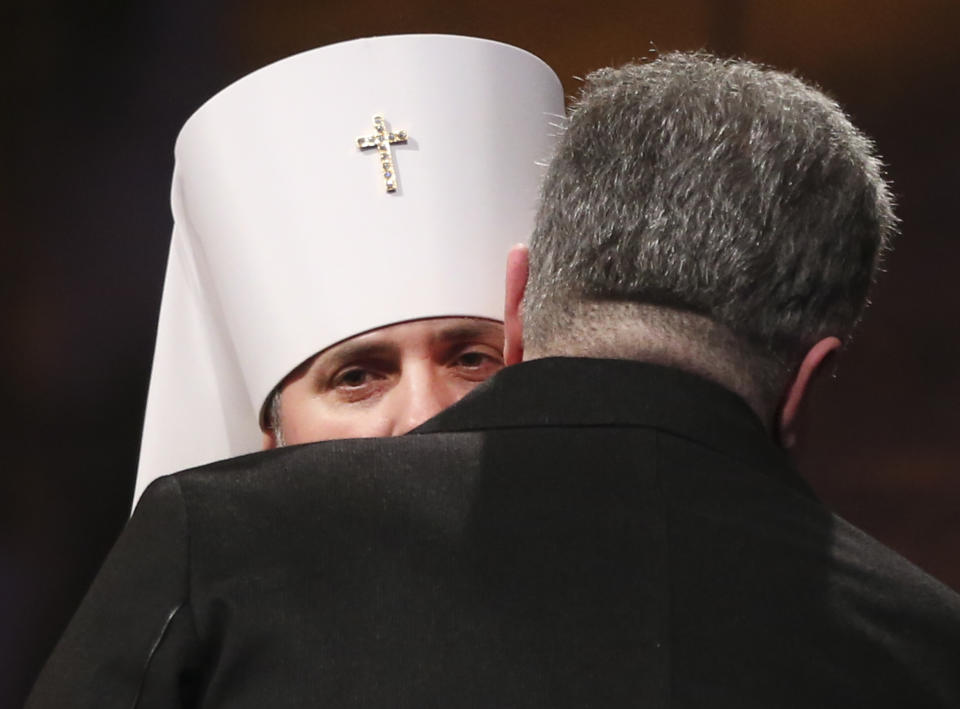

[166,432,483,523]
[830,513,960,613]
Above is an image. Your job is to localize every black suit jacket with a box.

[26,358,960,708]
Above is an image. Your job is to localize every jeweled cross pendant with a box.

[356,115,408,193]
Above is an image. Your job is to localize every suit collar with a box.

[412,357,814,498]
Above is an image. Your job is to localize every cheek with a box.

[449,380,480,401]
[279,396,394,444]
[446,372,494,401]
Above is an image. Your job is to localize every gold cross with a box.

[356,115,408,193]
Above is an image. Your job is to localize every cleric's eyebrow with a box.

[430,319,504,345]
[314,341,400,371]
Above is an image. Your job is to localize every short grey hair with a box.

[525,52,897,407]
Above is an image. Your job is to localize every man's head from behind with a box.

[512,52,896,441]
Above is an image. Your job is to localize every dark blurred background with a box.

[3,0,958,705]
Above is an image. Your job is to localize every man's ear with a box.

[262,429,278,450]
[778,336,842,449]
[504,244,529,366]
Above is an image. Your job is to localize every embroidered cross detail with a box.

[356,115,408,193]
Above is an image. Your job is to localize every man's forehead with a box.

[317,317,503,361]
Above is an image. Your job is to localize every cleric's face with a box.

[263,317,504,447]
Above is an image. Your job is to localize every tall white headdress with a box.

[135,35,564,503]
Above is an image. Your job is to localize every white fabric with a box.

[135,35,564,504]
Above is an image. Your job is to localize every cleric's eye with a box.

[457,351,490,368]
[334,367,375,388]
[451,347,504,380]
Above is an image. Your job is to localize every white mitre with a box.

[135,34,564,504]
